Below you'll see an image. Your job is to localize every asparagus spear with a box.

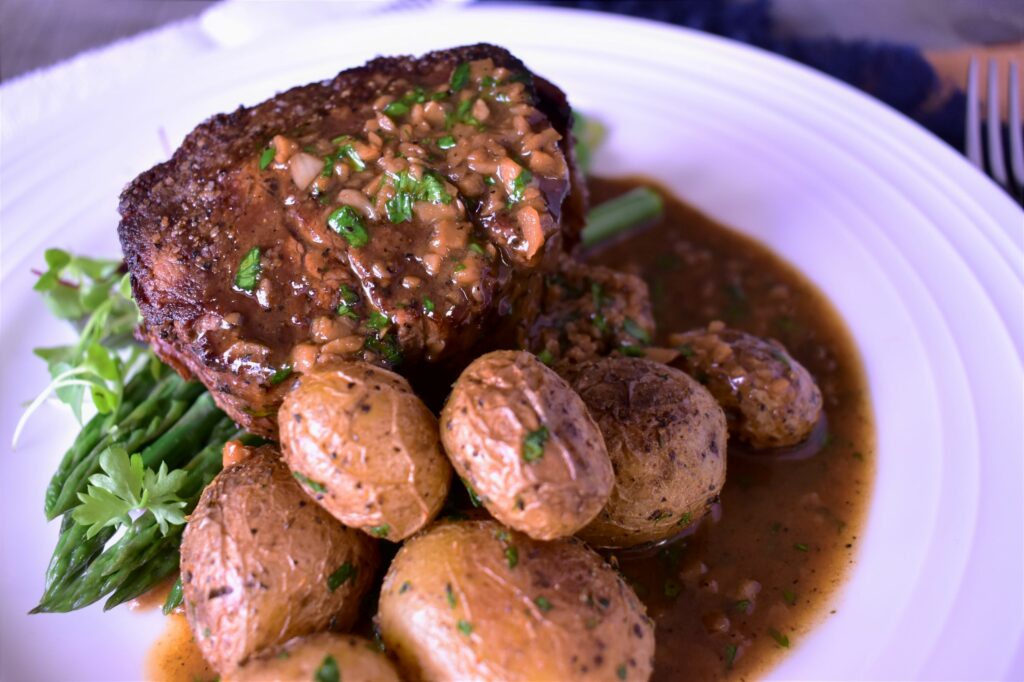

[34,424,247,613]
[47,377,210,519]
[580,187,664,248]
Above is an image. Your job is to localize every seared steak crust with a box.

[119,44,582,435]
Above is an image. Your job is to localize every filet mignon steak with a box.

[119,44,583,436]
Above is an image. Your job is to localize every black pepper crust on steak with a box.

[119,44,585,437]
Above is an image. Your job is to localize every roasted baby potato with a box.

[440,350,613,540]
[670,322,823,449]
[279,362,452,541]
[378,519,655,681]
[569,357,727,547]
[180,445,379,674]
[230,632,401,682]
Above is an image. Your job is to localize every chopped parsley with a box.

[258,146,275,170]
[794,542,809,552]
[314,654,340,682]
[327,205,369,247]
[678,343,696,358]
[423,297,435,314]
[663,579,682,598]
[450,62,470,91]
[293,471,326,494]
[768,627,790,648]
[468,242,487,256]
[369,524,390,538]
[234,247,261,292]
[445,583,457,608]
[522,425,549,462]
[733,599,751,612]
[462,479,482,507]
[437,135,457,150]
[622,318,651,345]
[327,562,355,591]
[456,619,473,636]
[447,98,479,129]
[452,263,466,272]
[619,346,645,357]
[534,596,553,612]
[481,75,497,88]
[617,664,628,680]
[385,192,414,224]
[504,545,519,569]
[536,349,554,366]
[507,168,533,203]
[676,511,693,527]
[367,311,390,331]
[337,284,360,318]
[724,644,738,669]
[268,365,293,385]
[335,143,366,172]
[364,331,403,366]
[383,100,410,117]
[782,588,797,605]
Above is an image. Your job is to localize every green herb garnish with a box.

[794,542,808,552]
[258,146,275,170]
[327,562,355,591]
[369,524,390,538]
[463,479,482,507]
[622,318,651,344]
[445,583,457,608]
[364,332,403,366]
[534,596,553,612]
[423,297,435,314]
[327,206,369,247]
[456,619,473,636]
[367,311,390,331]
[337,284,360,318]
[385,192,414,223]
[536,349,554,366]
[383,101,410,117]
[724,644,738,669]
[733,599,751,612]
[768,628,790,648]
[234,247,261,292]
[663,579,682,598]
[505,545,519,569]
[336,143,366,171]
[522,425,549,462]
[468,242,486,256]
[293,471,326,494]
[268,365,293,385]
[617,664,628,680]
[783,589,797,605]
[314,654,340,682]
[72,447,187,538]
[508,168,533,203]
[437,135,456,150]
[450,62,470,91]
[676,511,693,526]
[162,577,183,615]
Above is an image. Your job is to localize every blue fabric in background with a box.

[483,0,967,152]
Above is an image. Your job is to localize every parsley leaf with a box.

[327,562,356,592]
[234,248,261,292]
[386,192,414,224]
[437,135,456,150]
[508,168,533,203]
[293,471,327,494]
[258,146,275,170]
[71,446,187,538]
[450,63,470,91]
[314,654,340,682]
[327,206,369,247]
[522,426,549,462]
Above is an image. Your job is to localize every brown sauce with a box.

[147,176,873,681]
[586,176,874,681]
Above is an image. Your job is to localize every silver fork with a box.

[966,57,1024,197]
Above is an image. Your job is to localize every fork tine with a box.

[966,57,983,169]
[1008,62,1024,190]
[986,59,1009,186]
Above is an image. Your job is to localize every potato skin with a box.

[230,632,401,682]
[569,358,727,547]
[378,519,655,681]
[670,323,823,449]
[180,445,379,674]
[279,362,452,541]
[440,350,613,540]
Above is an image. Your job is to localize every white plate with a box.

[2,6,1021,681]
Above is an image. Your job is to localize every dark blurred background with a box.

[2,0,1022,154]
